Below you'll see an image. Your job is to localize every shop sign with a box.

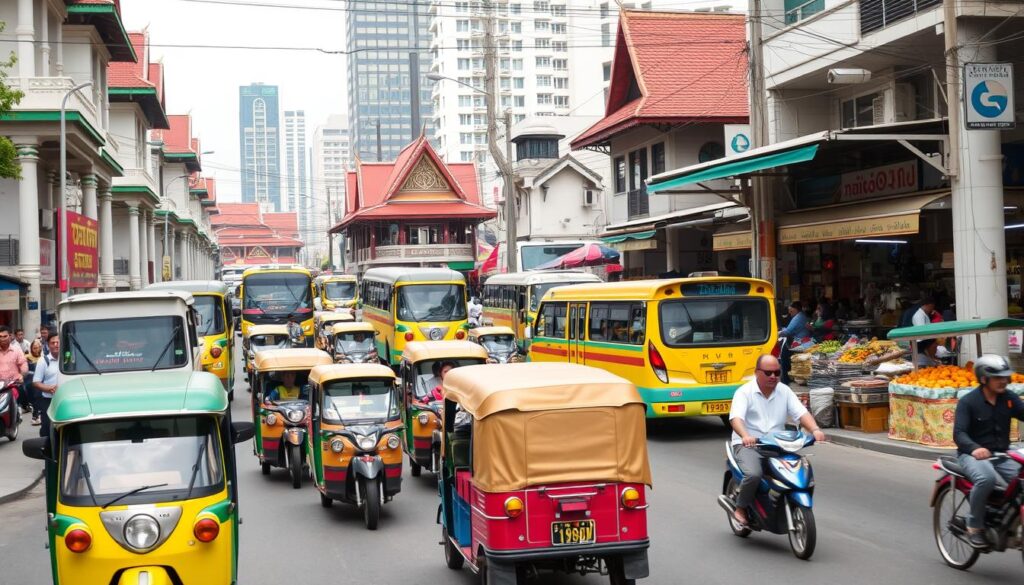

[839,161,918,202]
[162,256,172,281]
[615,239,659,252]
[724,125,751,158]
[39,238,56,284]
[965,63,1015,130]
[713,231,752,251]
[0,289,18,311]
[1009,330,1023,354]
[778,213,919,244]
[57,211,98,290]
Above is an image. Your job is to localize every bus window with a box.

[658,298,770,346]
[538,302,567,339]
[588,302,644,345]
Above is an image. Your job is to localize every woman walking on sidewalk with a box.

[22,340,42,424]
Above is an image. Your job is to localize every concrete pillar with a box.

[952,21,1008,356]
[665,227,678,273]
[15,142,41,337]
[54,11,62,75]
[147,215,157,284]
[98,190,115,291]
[175,230,185,280]
[80,174,98,292]
[139,211,150,286]
[127,206,141,290]
[16,0,35,77]
[38,4,49,76]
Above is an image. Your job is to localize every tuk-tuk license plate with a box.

[551,520,596,546]
[706,371,729,383]
[701,401,731,415]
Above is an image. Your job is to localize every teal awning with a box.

[602,229,657,244]
[888,319,1024,341]
[448,261,475,271]
[647,143,820,194]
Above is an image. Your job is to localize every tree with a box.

[0,22,25,179]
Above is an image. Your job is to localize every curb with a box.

[0,467,44,506]
[828,432,951,461]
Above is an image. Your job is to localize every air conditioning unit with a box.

[39,211,54,230]
[582,188,597,207]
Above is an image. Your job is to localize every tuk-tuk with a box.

[467,326,523,363]
[307,364,403,530]
[439,363,652,584]
[398,341,489,477]
[315,274,358,314]
[314,312,355,351]
[21,371,254,585]
[243,324,291,384]
[251,348,334,488]
[329,322,379,364]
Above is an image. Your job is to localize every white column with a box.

[54,10,62,75]
[15,142,41,337]
[80,174,98,292]
[664,227,678,273]
[139,211,150,286]
[127,206,141,290]
[952,21,1008,356]
[16,0,35,77]
[175,229,185,280]
[147,215,157,283]
[38,2,49,76]
[98,190,115,291]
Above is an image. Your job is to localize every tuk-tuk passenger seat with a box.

[450,419,471,469]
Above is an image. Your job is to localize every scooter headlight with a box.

[418,412,430,425]
[357,435,377,451]
[387,434,401,450]
[124,514,160,551]
[285,409,304,424]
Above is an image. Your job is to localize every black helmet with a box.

[974,354,1014,381]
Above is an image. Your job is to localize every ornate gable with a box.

[399,156,453,194]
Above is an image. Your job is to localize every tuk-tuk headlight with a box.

[504,496,524,518]
[124,514,160,551]
[285,409,304,424]
[357,435,377,451]
[265,413,278,426]
[418,412,430,425]
[330,438,345,453]
[387,434,401,450]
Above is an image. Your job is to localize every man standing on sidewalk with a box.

[0,326,27,391]
[32,335,60,437]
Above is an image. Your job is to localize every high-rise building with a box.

[239,83,282,211]
[284,110,308,229]
[345,1,435,163]
[311,116,351,265]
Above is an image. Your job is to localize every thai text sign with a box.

[713,231,752,251]
[839,161,918,202]
[59,211,98,290]
[39,238,56,283]
[779,213,919,244]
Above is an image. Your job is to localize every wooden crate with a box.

[838,402,890,433]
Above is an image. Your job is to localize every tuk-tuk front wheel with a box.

[362,477,381,530]
[288,444,303,489]
[410,458,422,477]
[443,527,464,570]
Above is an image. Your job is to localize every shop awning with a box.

[888,319,1024,341]
[602,201,738,234]
[602,230,656,244]
[776,191,949,245]
[447,261,475,271]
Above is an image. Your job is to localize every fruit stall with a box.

[885,318,1024,447]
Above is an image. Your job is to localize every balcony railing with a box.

[0,236,19,266]
[627,188,649,220]
[354,243,474,265]
[860,0,941,35]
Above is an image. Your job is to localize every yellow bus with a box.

[315,274,359,313]
[239,266,316,345]
[481,271,602,350]
[529,277,777,418]
[360,267,469,366]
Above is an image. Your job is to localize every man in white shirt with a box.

[33,335,60,436]
[911,297,936,327]
[728,355,826,526]
[911,297,939,366]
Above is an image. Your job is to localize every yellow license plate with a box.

[706,371,729,383]
[551,520,596,546]
[702,400,731,414]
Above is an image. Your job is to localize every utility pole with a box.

[326,186,334,270]
[483,0,517,272]
[410,52,421,142]
[942,0,960,179]
[747,0,774,287]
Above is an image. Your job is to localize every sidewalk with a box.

[827,427,953,461]
[0,415,44,505]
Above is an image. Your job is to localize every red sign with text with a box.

[58,211,99,291]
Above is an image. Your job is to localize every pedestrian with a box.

[21,339,42,419]
[778,301,809,384]
[727,354,826,527]
[38,324,51,343]
[14,328,30,354]
[33,334,60,436]
[468,297,483,328]
[912,297,939,366]
[0,325,28,393]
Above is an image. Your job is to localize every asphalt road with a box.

[1,354,1022,584]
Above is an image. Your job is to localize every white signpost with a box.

[724,124,752,157]
[964,63,1015,130]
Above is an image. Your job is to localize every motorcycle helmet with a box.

[974,354,1014,381]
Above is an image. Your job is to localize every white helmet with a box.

[973,354,1014,381]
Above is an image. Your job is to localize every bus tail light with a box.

[210,346,223,359]
[648,342,669,384]
[65,528,92,553]
[455,330,466,340]
[405,332,415,342]
[193,518,220,543]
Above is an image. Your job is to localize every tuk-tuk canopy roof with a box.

[253,348,334,371]
[50,371,227,426]
[146,280,229,295]
[59,290,194,309]
[309,363,396,385]
[402,340,490,363]
[330,322,375,335]
[887,318,1024,341]
[318,313,354,324]
[247,324,290,336]
[443,363,651,492]
[469,326,516,339]
[443,362,644,419]
[317,274,357,283]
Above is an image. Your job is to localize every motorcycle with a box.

[0,378,23,441]
[717,430,817,560]
[931,450,1024,570]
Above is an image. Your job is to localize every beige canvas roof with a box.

[253,348,334,371]
[318,313,354,325]
[469,326,515,338]
[309,363,396,385]
[248,324,290,336]
[330,322,376,335]
[401,340,489,363]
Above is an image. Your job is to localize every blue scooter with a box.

[717,431,817,559]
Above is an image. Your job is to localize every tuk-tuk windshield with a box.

[412,358,485,402]
[397,284,467,323]
[62,316,189,374]
[322,379,398,423]
[480,334,516,354]
[60,416,224,506]
[324,281,356,300]
[251,334,289,349]
[194,295,225,337]
[335,333,374,355]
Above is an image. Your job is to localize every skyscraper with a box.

[284,110,308,218]
[311,115,351,264]
[239,83,282,211]
[345,1,435,163]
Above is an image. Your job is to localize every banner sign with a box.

[39,238,56,284]
[712,231,752,251]
[965,63,1015,130]
[58,211,98,290]
[839,161,918,202]
[779,213,919,245]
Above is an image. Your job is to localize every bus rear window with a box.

[658,299,770,347]
[62,316,189,373]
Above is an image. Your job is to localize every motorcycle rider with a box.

[953,354,1024,548]
[728,354,826,527]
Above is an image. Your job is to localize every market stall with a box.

[885,319,1024,447]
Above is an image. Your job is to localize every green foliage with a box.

[0,22,25,180]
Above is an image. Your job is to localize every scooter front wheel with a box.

[724,477,751,537]
[789,505,816,560]
[362,477,381,530]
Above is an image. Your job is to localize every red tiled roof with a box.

[217,237,304,247]
[343,202,496,222]
[153,115,195,155]
[222,256,299,266]
[108,32,152,89]
[215,226,274,237]
[263,213,299,238]
[572,10,749,150]
[211,203,303,250]
[205,178,217,205]
[148,63,164,101]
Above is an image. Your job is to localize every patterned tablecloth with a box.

[887,383,1024,447]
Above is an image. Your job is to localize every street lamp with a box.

[60,81,93,301]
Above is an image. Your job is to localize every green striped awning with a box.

[647,144,820,194]
[602,229,657,244]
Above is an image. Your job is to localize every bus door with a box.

[567,302,587,364]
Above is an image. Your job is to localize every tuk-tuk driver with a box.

[426,361,456,403]
[267,371,304,402]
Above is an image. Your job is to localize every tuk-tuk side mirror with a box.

[22,436,51,460]
[232,421,256,444]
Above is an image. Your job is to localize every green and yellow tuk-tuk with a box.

[467,326,524,363]
[328,322,380,364]
[314,312,355,351]
[21,371,254,585]
[316,274,358,314]
[307,364,403,530]
[397,341,489,477]
[250,348,334,488]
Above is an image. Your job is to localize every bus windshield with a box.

[520,243,585,270]
[243,273,313,318]
[324,281,356,300]
[397,284,467,323]
[659,298,771,347]
[62,316,189,374]
[194,296,225,337]
[530,281,587,311]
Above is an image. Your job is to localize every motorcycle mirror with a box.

[22,436,51,460]
[231,421,256,444]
